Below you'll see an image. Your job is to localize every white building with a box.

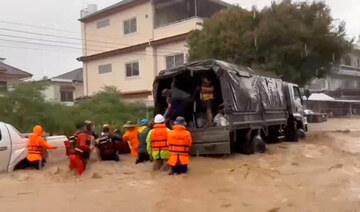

[78,0,229,101]
[43,68,84,106]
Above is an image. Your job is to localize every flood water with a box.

[1,118,360,212]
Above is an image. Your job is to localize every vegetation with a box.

[0,83,148,136]
[187,0,353,85]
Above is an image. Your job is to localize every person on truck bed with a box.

[68,123,92,175]
[95,124,121,162]
[167,116,192,175]
[162,87,193,127]
[199,77,215,127]
[146,114,171,171]
[27,125,57,170]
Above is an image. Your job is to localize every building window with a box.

[98,64,112,74]
[123,17,137,35]
[97,19,110,28]
[0,81,7,92]
[125,62,139,77]
[60,87,74,102]
[166,53,184,69]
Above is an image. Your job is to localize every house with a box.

[43,68,84,106]
[306,45,360,116]
[0,58,32,92]
[308,44,360,99]
[78,0,229,102]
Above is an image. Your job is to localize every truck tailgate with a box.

[190,127,231,155]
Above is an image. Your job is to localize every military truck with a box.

[153,60,307,155]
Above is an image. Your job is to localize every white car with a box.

[0,122,68,172]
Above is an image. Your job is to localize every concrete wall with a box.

[156,40,188,73]
[86,49,155,95]
[83,2,153,56]
[153,17,202,40]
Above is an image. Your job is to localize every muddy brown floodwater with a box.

[1,118,360,212]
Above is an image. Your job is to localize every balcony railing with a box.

[332,64,360,76]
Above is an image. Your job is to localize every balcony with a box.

[154,17,203,40]
[332,64,360,77]
[153,0,227,40]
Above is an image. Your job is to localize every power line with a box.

[0,20,80,34]
[0,38,103,52]
[0,33,188,55]
[0,43,71,53]
[0,38,182,57]
[0,34,116,50]
[0,21,190,52]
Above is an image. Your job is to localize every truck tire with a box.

[242,136,252,155]
[252,135,266,153]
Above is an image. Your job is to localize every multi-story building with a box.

[78,0,229,101]
[308,44,360,100]
[0,58,32,92]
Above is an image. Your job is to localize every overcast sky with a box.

[0,0,359,79]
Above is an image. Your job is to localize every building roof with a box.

[78,32,189,62]
[0,61,32,79]
[79,0,148,22]
[51,68,83,82]
[79,0,231,22]
[308,93,335,101]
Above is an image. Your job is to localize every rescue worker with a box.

[199,77,215,127]
[146,114,171,171]
[167,117,192,175]
[122,121,140,159]
[85,120,98,139]
[27,125,57,170]
[136,119,151,164]
[68,123,92,175]
[96,124,121,161]
[84,120,97,160]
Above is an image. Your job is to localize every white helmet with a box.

[154,114,165,124]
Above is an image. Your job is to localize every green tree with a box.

[187,0,353,85]
[0,84,147,136]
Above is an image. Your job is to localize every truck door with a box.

[292,85,305,119]
[0,124,12,172]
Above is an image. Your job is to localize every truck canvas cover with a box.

[154,59,286,113]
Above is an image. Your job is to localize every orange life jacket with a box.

[28,136,43,155]
[167,125,192,166]
[150,124,169,152]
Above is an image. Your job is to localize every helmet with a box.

[154,114,165,124]
[140,119,149,126]
[103,124,110,133]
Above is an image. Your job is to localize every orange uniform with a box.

[68,133,92,175]
[123,128,140,157]
[167,125,192,166]
[27,126,56,162]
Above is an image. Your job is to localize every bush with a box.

[0,83,148,136]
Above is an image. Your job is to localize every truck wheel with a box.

[298,129,306,139]
[285,120,298,142]
[252,135,266,153]
[242,136,252,155]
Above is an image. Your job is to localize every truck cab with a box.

[283,82,308,139]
